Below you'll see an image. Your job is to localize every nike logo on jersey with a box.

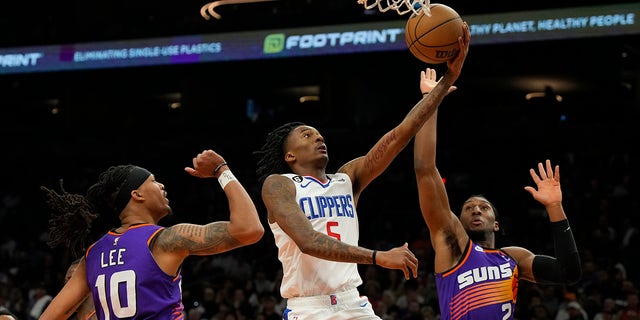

[360,302,368,307]
[474,245,484,252]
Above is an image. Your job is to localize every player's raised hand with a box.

[421,67,457,95]
[524,159,563,207]
[185,149,227,178]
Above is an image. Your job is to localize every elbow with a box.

[565,271,582,286]
[564,260,583,285]
[236,229,264,247]
[555,267,582,286]
[532,254,582,285]
[297,234,323,256]
[232,220,265,246]
[243,224,265,245]
[297,241,314,255]
[413,161,437,179]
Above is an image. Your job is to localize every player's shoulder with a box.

[264,173,294,183]
[336,156,363,174]
[500,246,534,261]
[262,174,296,192]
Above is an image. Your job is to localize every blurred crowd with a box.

[0,148,636,320]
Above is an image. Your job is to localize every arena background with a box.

[0,0,638,318]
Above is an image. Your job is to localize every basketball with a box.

[405,4,463,64]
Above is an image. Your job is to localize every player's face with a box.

[459,196,498,233]
[138,175,172,217]
[284,125,328,165]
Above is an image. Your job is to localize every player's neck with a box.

[119,214,153,229]
[468,231,496,249]
[292,165,326,181]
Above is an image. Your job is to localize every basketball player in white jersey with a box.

[252,22,470,319]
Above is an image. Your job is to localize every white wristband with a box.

[217,170,237,190]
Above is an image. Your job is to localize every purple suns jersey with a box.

[435,240,518,320]
[85,224,184,320]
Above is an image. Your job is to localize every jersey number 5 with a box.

[327,221,341,241]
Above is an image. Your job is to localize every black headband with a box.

[114,166,152,214]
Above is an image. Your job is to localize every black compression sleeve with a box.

[532,219,582,285]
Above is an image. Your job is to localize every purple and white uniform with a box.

[435,240,518,320]
[85,224,184,320]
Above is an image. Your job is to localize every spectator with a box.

[593,297,619,320]
[618,291,639,320]
[253,270,274,296]
[27,283,51,320]
[556,301,588,320]
[256,294,281,320]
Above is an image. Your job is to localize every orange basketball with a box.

[405,4,463,64]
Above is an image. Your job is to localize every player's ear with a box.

[493,221,500,232]
[285,152,295,162]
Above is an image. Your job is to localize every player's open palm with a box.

[421,68,457,95]
[377,242,418,280]
[524,159,562,207]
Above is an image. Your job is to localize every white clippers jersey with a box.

[269,173,362,298]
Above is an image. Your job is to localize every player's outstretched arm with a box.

[505,160,581,284]
[339,22,470,196]
[154,150,264,272]
[414,83,468,272]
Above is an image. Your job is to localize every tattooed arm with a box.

[261,174,418,279]
[339,22,470,198]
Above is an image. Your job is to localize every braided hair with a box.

[253,122,304,185]
[41,165,137,257]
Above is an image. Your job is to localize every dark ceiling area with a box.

[0,0,636,261]
[0,0,638,205]
[0,0,637,47]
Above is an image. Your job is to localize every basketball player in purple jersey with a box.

[252,23,470,320]
[413,70,582,320]
[40,149,264,320]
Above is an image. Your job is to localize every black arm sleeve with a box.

[531,219,582,285]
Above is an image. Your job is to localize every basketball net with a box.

[357,0,431,16]
[201,0,430,20]
[201,0,277,20]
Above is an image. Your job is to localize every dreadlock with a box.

[41,165,137,257]
[253,122,304,185]
[41,183,97,258]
